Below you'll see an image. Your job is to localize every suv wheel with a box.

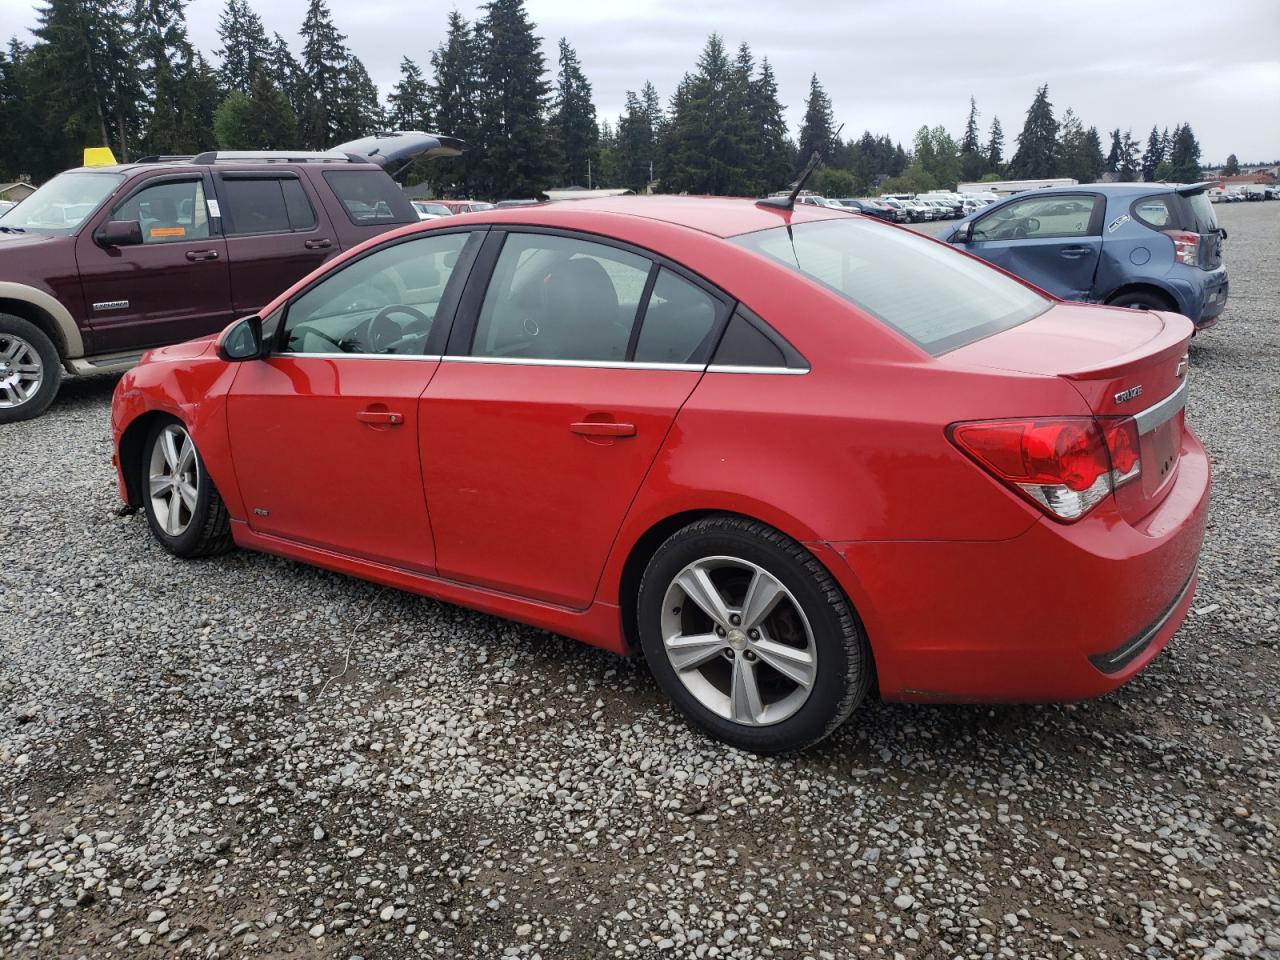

[0,315,60,423]
[637,517,872,754]
[141,418,234,558]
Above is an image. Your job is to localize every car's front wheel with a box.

[637,517,871,754]
[140,418,234,558]
[0,315,60,424]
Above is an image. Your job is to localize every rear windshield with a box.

[733,218,1049,355]
[0,171,122,234]
[322,170,416,226]
[1182,192,1218,233]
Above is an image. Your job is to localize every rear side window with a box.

[633,268,721,364]
[1132,195,1174,228]
[734,218,1049,355]
[711,308,806,369]
[220,177,314,234]
[323,170,417,226]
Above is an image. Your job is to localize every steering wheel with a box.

[369,304,432,352]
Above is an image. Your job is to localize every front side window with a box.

[322,170,417,226]
[972,194,1101,241]
[281,232,472,356]
[472,233,651,362]
[113,179,211,243]
[733,218,1049,355]
[0,171,122,234]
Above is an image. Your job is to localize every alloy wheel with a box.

[0,333,44,409]
[660,556,817,726]
[148,424,200,537]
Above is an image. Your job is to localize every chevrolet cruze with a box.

[111,197,1209,753]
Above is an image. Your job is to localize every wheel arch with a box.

[117,409,182,508]
[1103,281,1180,312]
[0,283,85,360]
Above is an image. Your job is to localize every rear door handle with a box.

[185,249,219,261]
[570,421,635,438]
[356,410,404,426]
[304,238,333,250]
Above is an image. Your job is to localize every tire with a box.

[1107,290,1175,312]
[637,516,871,754]
[140,418,234,558]
[0,315,60,424]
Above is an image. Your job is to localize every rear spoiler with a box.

[1174,182,1214,196]
[1060,312,1193,381]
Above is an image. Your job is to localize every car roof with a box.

[468,195,847,238]
[1011,182,1204,198]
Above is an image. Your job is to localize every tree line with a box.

[0,0,1217,198]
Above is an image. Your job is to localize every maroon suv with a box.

[0,132,463,422]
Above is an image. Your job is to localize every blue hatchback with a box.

[942,183,1228,329]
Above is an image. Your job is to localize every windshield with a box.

[0,172,123,234]
[733,218,1049,355]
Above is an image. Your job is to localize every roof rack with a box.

[189,150,366,165]
[135,155,195,164]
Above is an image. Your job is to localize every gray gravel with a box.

[2,203,1277,959]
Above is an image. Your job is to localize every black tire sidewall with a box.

[141,418,217,557]
[0,315,60,423]
[638,522,861,754]
[1110,292,1172,312]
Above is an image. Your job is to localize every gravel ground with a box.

[1,203,1277,960]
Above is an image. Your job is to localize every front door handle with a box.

[304,238,333,250]
[570,421,635,438]
[356,410,404,426]
[185,249,219,261]
[1060,245,1090,259]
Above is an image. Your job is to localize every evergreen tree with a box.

[133,0,212,155]
[1078,126,1105,183]
[387,56,431,130]
[266,32,303,119]
[549,38,597,187]
[1118,129,1140,180]
[474,0,551,199]
[298,0,347,147]
[1140,126,1164,181]
[616,88,651,191]
[1166,123,1201,182]
[213,72,296,148]
[1223,153,1239,175]
[959,95,985,180]
[430,10,481,194]
[596,117,621,187]
[795,73,835,170]
[1105,128,1122,174]
[985,115,1003,170]
[332,55,382,142]
[28,0,139,171]
[0,41,39,179]
[1009,83,1057,178]
[215,0,269,94]
[1055,107,1097,182]
[748,58,790,193]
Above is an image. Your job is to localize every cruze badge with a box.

[1114,385,1143,404]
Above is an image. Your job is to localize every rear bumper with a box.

[824,427,1210,703]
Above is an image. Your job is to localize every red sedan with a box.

[110,197,1209,753]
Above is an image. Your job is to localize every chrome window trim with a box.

[268,352,443,361]
[441,355,705,372]
[1133,379,1188,435]
[706,364,810,376]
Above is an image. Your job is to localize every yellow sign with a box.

[83,147,118,167]
[149,226,186,239]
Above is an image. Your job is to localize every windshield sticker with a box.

[1108,214,1130,233]
[149,226,186,239]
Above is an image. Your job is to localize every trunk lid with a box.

[332,131,468,182]
[1174,183,1223,270]
[946,302,1194,522]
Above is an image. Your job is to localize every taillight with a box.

[1164,229,1200,266]
[949,417,1142,521]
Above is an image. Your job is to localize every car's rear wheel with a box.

[0,315,60,424]
[140,419,234,558]
[1108,290,1175,312]
[637,516,871,754]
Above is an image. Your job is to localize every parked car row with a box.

[1209,187,1276,203]
[412,198,499,220]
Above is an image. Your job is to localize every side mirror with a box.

[96,219,143,247]
[218,315,265,362]
[951,221,974,243]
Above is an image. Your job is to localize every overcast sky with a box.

[5,0,1279,163]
